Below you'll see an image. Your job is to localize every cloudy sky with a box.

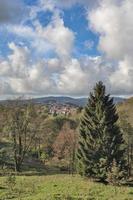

[0,0,133,99]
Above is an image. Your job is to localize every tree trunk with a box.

[14,160,21,172]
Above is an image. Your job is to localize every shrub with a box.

[107,159,125,186]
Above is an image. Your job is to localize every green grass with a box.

[0,174,133,200]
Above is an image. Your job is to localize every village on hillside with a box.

[48,103,78,116]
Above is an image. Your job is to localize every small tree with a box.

[107,159,124,186]
[53,123,77,173]
[77,81,126,181]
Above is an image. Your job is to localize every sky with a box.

[0,0,133,99]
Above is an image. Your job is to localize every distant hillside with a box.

[117,97,133,126]
[31,96,87,107]
[31,96,125,106]
[0,96,126,107]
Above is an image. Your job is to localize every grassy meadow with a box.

[0,174,133,200]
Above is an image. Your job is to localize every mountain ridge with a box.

[0,96,126,107]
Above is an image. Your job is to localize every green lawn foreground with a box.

[0,174,133,200]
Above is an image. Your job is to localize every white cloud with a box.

[0,43,63,95]
[0,43,110,96]
[8,14,75,59]
[58,59,88,95]
[0,43,30,78]
[88,0,133,95]
[89,0,133,60]
[33,17,75,59]
[110,56,133,95]
[0,43,30,95]
[0,43,51,95]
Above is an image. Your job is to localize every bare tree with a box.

[6,99,36,172]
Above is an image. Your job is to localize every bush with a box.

[40,152,49,164]
[5,173,16,191]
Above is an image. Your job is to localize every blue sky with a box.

[0,0,132,98]
[59,4,100,57]
[0,1,99,59]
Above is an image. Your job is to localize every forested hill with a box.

[30,96,125,106]
[0,96,126,107]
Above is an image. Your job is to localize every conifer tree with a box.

[77,81,126,180]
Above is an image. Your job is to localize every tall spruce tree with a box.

[77,81,126,180]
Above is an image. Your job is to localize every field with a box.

[0,174,133,200]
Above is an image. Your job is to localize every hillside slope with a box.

[117,97,133,126]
